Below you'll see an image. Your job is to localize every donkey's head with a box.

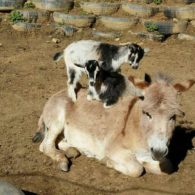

[129,74,194,161]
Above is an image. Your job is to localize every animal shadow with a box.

[22,190,37,195]
[168,125,195,171]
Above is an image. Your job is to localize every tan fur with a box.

[35,75,194,176]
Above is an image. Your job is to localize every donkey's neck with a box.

[122,101,147,150]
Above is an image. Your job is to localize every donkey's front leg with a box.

[143,158,173,175]
[106,147,143,177]
[39,126,69,172]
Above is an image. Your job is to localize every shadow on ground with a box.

[168,125,195,171]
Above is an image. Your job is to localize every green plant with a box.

[24,1,35,8]
[145,22,159,32]
[9,10,25,24]
[153,0,162,5]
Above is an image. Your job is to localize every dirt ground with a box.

[0,21,195,195]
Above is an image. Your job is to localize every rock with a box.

[80,2,120,16]
[115,38,120,41]
[191,20,195,28]
[92,31,122,39]
[12,22,41,31]
[14,9,50,23]
[0,0,25,11]
[100,16,138,31]
[53,12,96,28]
[178,33,195,41]
[129,30,165,42]
[143,20,188,35]
[32,0,74,12]
[52,38,60,43]
[0,43,2,47]
[122,3,159,17]
[0,181,24,195]
[164,6,195,20]
[56,25,77,37]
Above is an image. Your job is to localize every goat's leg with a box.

[58,139,80,159]
[67,67,82,102]
[87,83,100,101]
[106,147,143,177]
[39,126,69,172]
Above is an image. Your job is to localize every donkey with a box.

[53,40,146,102]
[33,74,194,177]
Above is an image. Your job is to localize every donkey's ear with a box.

[173,80,195,92]
[144,73,152,84]
[128,75,150,89]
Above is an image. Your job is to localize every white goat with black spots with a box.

[53,40,146,102]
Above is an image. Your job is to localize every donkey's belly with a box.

[64,89,135,159]
[64,125,106,160]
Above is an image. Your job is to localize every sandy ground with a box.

[0,21,195,195]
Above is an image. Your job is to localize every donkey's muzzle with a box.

[151,147,168,161]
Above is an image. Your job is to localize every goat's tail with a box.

[32,115,45,143]
[53,51,64,62]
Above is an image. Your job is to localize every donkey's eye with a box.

[170,115,176,121]
[142,110,152,119]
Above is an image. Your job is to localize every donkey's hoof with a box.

[58,161,69,172]
[65,147,80,159]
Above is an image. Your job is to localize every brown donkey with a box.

[33,74,194,177]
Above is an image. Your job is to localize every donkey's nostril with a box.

[151,148,168,161]
[163,148,168,156]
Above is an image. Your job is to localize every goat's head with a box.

[127,44,145,69]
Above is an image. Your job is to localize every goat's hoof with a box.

[58,161,69,172]
[65,147,80,159]
[103,103,112,109]
[95,96,100,101]
[87,95,93,101]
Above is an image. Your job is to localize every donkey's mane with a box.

[143,73,179,112]
[155,73,172,84]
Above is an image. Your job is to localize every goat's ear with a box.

[128,75,150,89]
[96,60,104,68]
[74,63,84,68]
[173,80,195,92]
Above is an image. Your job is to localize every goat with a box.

[53,40,146,102]
[75,60,142,108]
